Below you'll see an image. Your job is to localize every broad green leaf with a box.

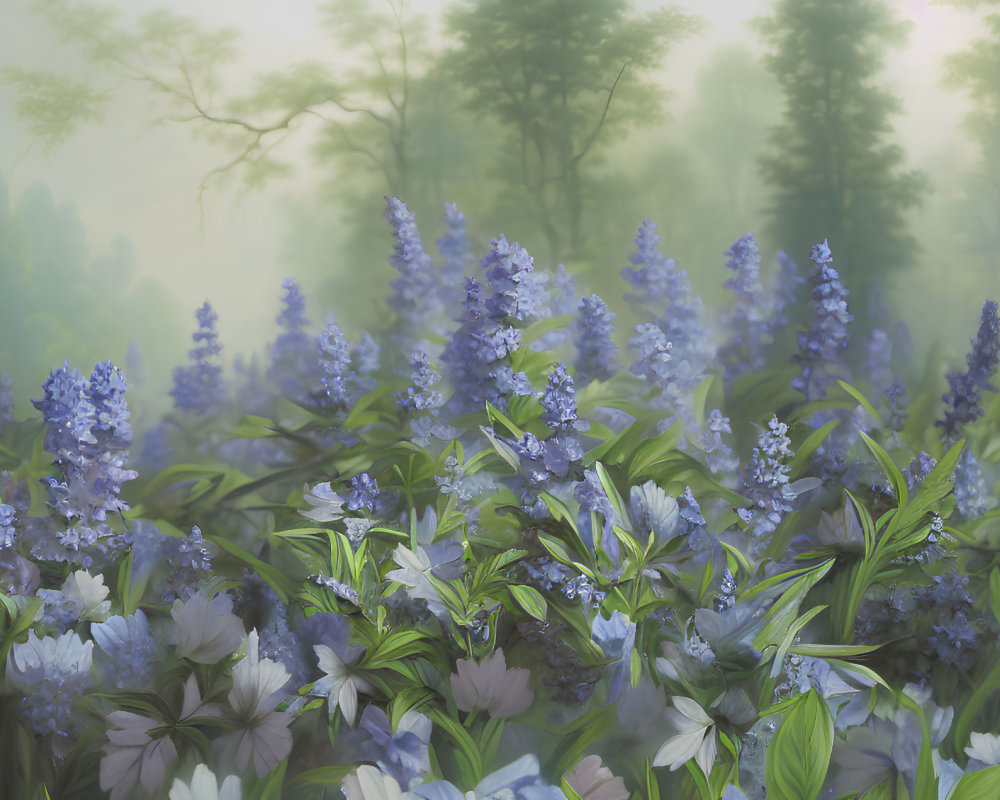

[508,584,548,621]
[207,535,296,603]
[765,689,833,800]
[858,430,907,518]
[949,765,1000,800]
[788,419,840,479]
[479,425,521,472]
[594,462,629,525]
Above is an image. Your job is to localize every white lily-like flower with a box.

[171,591,245,664]
[301,481,347,522]
[224,630,293,778]
[169,763,241,800]
[652,696,718,779]
[449,648,534,719]
[62,569,112,621]
[342,764,402,800]
[966,731,1000,770]
[313,642,374,725]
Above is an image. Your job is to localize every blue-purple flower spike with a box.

[317,313,354,412]
[437,202,469,304]
[385,197,438,333]
[482,234,548,323]
[720,233,767,380]
[939,300,1000,439]
[792,239,853,399]
[574,294,618,385]
[269,278,318,404]
[170,301,225,413]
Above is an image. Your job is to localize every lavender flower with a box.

[317,313,354,412]
[574,294,618,385]
[32,360,138,556]
[348,473,378,513]
[629,323,674,391]
[482,234,548,323]
[742,416,795,539]
[91,610,157,689]
[622,219,708,379]
[764,250,806,335]
[540,363,580,431]
[953,448,990,520]
[397,351,444,413]
[268,278,317,404]
[939,300,1000,439]
[0,502,16,549]
[720,233,767,379]
[701,409,738,474]
[792,240,853,399]
[170,301,225,413]
[438,202,470,305]
[385,196,438,333]
[162,525,216,602]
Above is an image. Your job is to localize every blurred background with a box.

[0,0,996,420]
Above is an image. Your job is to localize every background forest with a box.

[0,0,998,417]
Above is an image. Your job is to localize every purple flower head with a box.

[953,448,990,520]
[437,202,470,305]
[792,240,853,399]
[482,234,548,322]
[763,250,806,335]
[629,323,673,390]
[171,301,226,413]
[0,503,16,549]
[720,234,767,380]
[91,610,157,689]
[348,473,378,513]
[358,705,431,789]
[939,300,1000,439]
[397,351,444,414]
[966,300,1000,389]
[161,525,216,602]
[32,361,138,555]
[540,363,579,432]
[575,294,618,385]
[317,313,354,412]
[701,409,738,474]
[743,416,796,540]
[268,278,319,403]
[385,197,439,332]
[354,332,380,376]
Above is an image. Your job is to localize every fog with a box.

[0,0,995,419]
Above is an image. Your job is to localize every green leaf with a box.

[479,425,521,472]
[835,380,881,424]
[789,643,882,658]
[207,535,296,603]
[627,422,684,482]
[896,439,964,534]
[594,462,629,525]
[765,689,833,800]
[858,430,907,517]
[521,315,574,347]
[788,420,840,479]
[950,765,1000,800]
[507,584,548,621]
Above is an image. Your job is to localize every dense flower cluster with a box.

[5,201,1000,800]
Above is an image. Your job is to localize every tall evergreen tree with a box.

[755,0,927,328]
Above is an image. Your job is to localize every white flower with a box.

[966,731,1000,769]
[313,643,374,725]
[100,711,178,800]
[169,764,241,800]
[652,696,718,779]
[300,481,347,522]
[62,569,112,621]
[342,764,402,800]
[449,648,534,719]
[223,630,293,778]
[171,591,245,664]
[7,629,93,689]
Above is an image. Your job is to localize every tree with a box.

[942,1,1000,277]
[754,0,927,328]
[444,0,702,263]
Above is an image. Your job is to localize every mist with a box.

[1,0,995,422]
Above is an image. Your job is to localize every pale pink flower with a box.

[449,648,533,718]
[565,755,630,800]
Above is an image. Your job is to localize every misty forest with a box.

[2,0,1000,798]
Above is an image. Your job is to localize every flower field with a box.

[2,197,999,800]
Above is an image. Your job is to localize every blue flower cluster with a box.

[32,361,138,557]
[792,239,853,399]
[939,300,1000,439]
[171,301,225,413]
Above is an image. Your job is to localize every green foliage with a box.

[765,689,833,800]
